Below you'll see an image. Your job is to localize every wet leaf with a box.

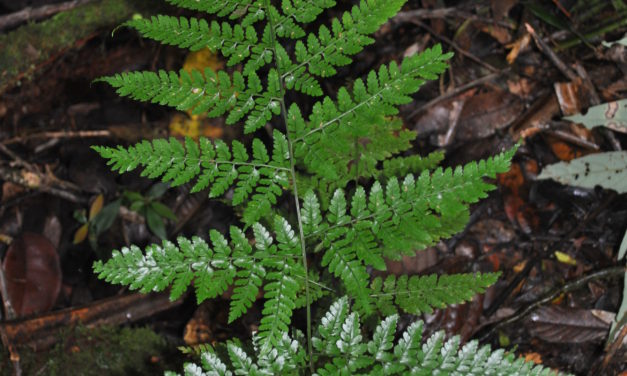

[565,99,627,134]
[528,306,610,343]
[538,151,627,193]
[2,233,61,316]
[89,194,104,220]
[73,223,89,244]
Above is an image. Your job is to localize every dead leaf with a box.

[2,232,62,316]
[89,194,104,220]
[506,33,531,64]
[528,306,610,343]
[554,80,584,116]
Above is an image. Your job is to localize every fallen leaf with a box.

[554,251,577,265]
[2,232,62,316]
[538,151,627,193]
[528,306,610,343]
[566,99,627,134]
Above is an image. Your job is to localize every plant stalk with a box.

[263,1,314,373]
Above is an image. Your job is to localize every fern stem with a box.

[264,1,314,372]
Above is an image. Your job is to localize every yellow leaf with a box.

[554,251,577,265]
[182,49,224,74]
[169,113,201,139]
[73,224,89,244]
[89,194,104,220]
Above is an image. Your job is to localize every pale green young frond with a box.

[93,218,309,325]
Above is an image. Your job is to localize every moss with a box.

[0,0,153,93]
[1,325,179,375]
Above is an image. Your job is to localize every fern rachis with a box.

[93,0,562,374]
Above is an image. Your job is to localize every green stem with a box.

[264,1,315,373]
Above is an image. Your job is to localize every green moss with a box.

[1,325,178,375]
[0,0,154,93]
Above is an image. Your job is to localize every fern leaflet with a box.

[93,132,289,225]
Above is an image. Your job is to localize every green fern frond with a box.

[256,217,304,351]
[165,0,265,27]
[92,133,289,225]
[370,272,500,316]
[123,16,263,68]
[279,0,407,96]
[379,150,445,179]
[170,297,566,375]
[291,45,453,180]
[96,67,281,132]
[93,217,310,326]
[301,148,514,315]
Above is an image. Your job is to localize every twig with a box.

[0,165,88,204]
[2,130,111,145]
[406,71,504,119]
[438,99,465,146]
[0,0,94,31]
[394,7,515,29]
[478,266,626,341]
[413,19,500,73]
[525,23,578,81]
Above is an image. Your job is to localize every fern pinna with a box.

[93,0,558,374]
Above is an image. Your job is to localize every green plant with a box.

[91,0,559,374]
[123,183,178,240]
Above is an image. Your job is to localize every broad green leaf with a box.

[151,201,178,221]
[565,99,627,134]
[146,206,168,239]
[538,151,627,193]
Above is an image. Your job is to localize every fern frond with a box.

[280,0,336,27]
[93,132,290,225]
[306,145,516,257]
[291,45,452,179]
[165,0,265,27]
[279,0,407,96]
[96,67,281,132]
[314,297,564,375]
[256,217,304,352]
[93,217,309,326]
[124,16,266,69]
[301,148,514,315]
[379,150,445,179]
[169,297,563,375]
[370,272,500,315]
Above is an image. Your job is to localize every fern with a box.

[93,132,289,225]
[370,273,499,316]
[91,0,554,373]
[167,297,565,375]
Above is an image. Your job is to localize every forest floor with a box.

[0,0,626,375]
